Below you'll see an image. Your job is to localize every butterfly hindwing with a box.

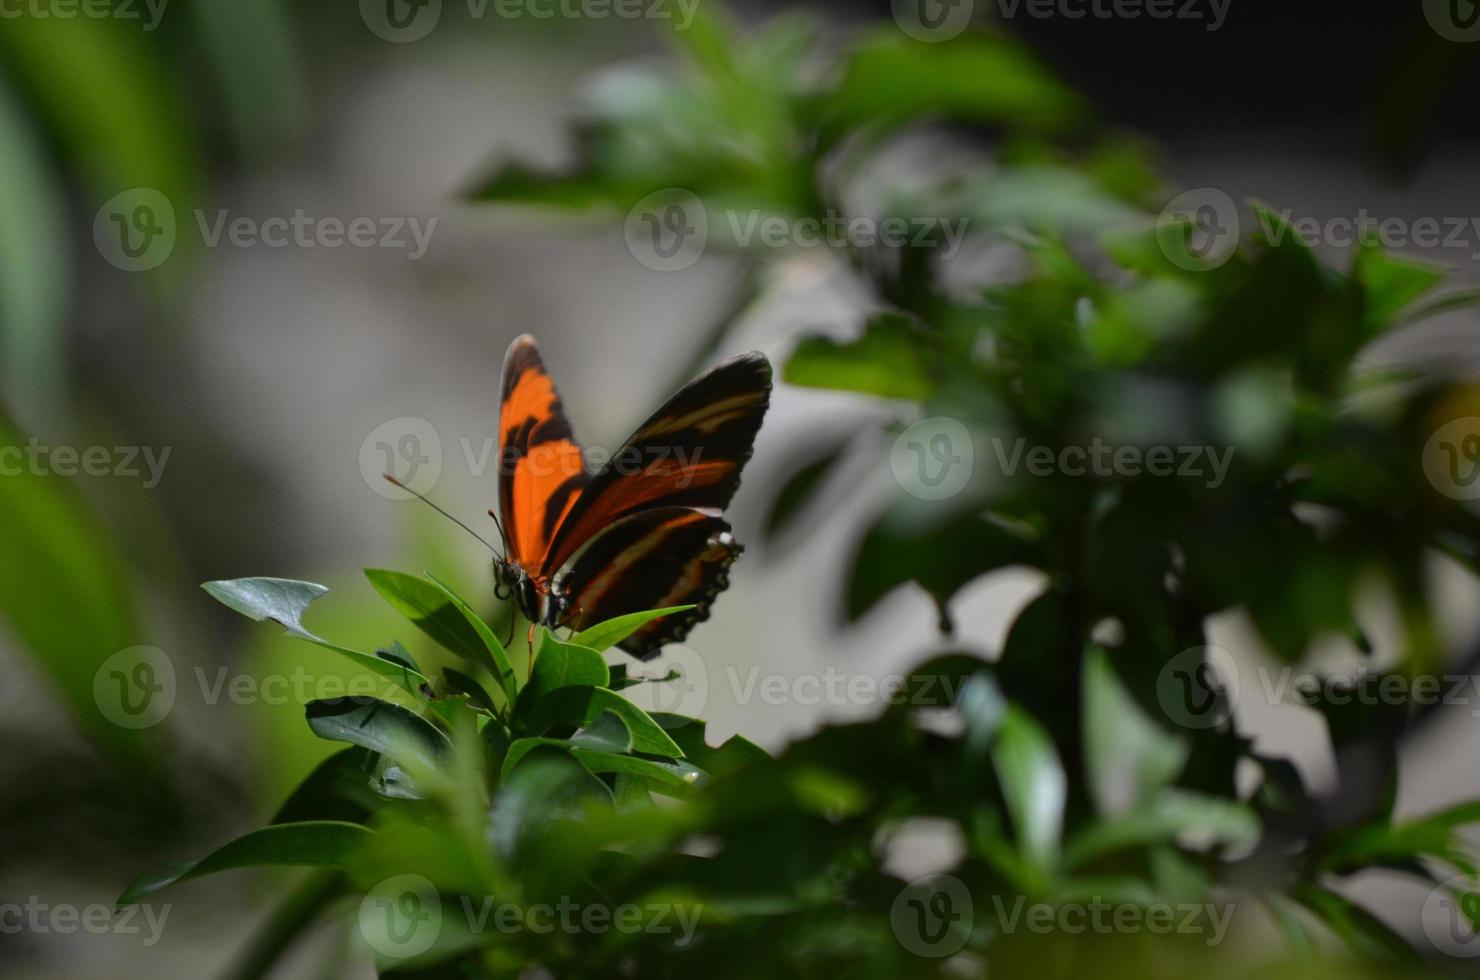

[498,335,588,570]
[556,506,743,659]
[539,351,771,579]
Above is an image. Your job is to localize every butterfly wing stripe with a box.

[498,335,588,570]
[540,351,770,578]
[556,507,741,660]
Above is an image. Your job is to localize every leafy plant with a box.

[119,5,1480,977]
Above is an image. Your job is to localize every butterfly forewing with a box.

[497,335,588,571]
[539,351,772,579]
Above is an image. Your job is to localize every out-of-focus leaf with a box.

[1352,241,1444,336]
[0,13,197,225]
[1083,649,1188,814]
[761,439,850,544]
[117,821,370,906]
[817,32,1084,147]
[0,82,66,414]
[1294,884,1418,962]
[191,0,305,148]
[570,605,695,655]
[1064,790,1258,867]
[785,315,935,400]
[306,698,450,772]
[964,166,1143,238]
[848,505,1037,627]
[0,412,148,765]
[992,706,1065,874]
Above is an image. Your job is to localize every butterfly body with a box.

[494,335,771,658]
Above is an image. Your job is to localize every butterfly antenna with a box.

[486,509,511,554]
[383,475,504,560]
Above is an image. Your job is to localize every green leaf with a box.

[502,739,703,795]
[204,577,329,641]
[652,715,769,776]
[0,412,148,767]
[571,710,633,753]
[271,748,375,826]
[517,685,684,759]
[1083,649,1188,814]
[0,81,66,415]
[521,629,609,705]
[785,315,934,401]
[203,577,428,694]
[305,698,450,773]
[118,821,370,906]
[363,569,490,665]
[1353,242,1444,336]
[1294,885,1418,962]
[992,706,1065,875]
[422,572,518,703]
[1064,790,1259,868]
[570,605,696,655]
[0,13,198,239]
[848,506,1036,627]
[818,32,1084,147]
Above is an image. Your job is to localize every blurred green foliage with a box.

[109,6,1480,978]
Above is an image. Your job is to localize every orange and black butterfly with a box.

[492,335,772,659]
